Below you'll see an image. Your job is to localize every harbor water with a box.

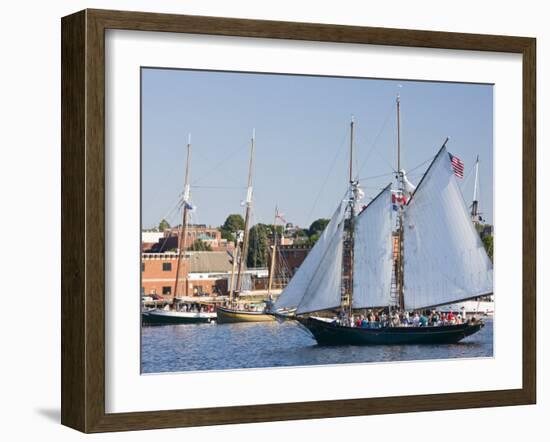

[141,318,493,373]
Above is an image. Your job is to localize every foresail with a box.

[403,147,493,310]
[352,185,394,308]
[274,202,345,313]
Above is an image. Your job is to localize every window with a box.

[162,286,171,295]
[141,262,145,272]
[162,262,172,271]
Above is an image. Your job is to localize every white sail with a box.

[274,202,345,313]
[403,147,493,310]
[352,185,395,308]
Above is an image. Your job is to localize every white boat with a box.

[142,308,216,324]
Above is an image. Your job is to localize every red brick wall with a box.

[141,255,228,298]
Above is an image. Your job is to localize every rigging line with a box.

[190,141,250,186]
[155,194,184,229]
[460,163,475,192]
[191,185,247,189]
[357,172,395,182]
[305,129,349,222]
[355,102,396,177]
[406,157,432,174]
[143,154,182,216]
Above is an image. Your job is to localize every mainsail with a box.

[274,201,346,314]
[352,185,395,308]
[403,146,493,310]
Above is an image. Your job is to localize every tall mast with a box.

[228,233,241,305]
[267,206,279,301]
[347,116,356,316]
[471,155,480,222]
[235,129,255,295]
[396,95,405,311]
[173,134,192,304]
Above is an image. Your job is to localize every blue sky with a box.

[141,68,493,230]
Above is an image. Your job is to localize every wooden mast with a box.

[173,134,192,305]
[228,234,240,305]
[396,95,405,311]
[235,129,255,298]
[347,117,356,317]
[267,206,279,301]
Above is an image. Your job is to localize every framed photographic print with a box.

[61,9,536,433]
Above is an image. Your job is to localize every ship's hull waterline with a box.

[142,309,216,325]
[216,306,276,324]
[299,316,484,346]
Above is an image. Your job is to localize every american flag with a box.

[275,210,287,224]
[449,153,464,179]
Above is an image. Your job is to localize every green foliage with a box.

[220,229,235,242]
[219,214,245,243]
[482,235,493,261]
[190,239,212,251]
[308,218,330,237]
[247,224,269,268]
[307,232,321,246]
[158,219,170,231]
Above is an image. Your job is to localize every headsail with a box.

[352,185,395,308]
[273,202,346,314]
[403,146,493,310]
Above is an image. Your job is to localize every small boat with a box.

[216,304,275,324]
[272,98,493,346]
[216,130,276,324]
[141,135,219,326]
[142,307,216,324]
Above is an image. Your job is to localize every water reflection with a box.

[141,319,493,373]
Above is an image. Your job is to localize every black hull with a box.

[299,317,484,346]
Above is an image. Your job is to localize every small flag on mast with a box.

[449,153,464,179]
[275,210,287,224]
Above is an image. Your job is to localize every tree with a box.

[482,235,493,261]
[308,218,330,237]
[247,224,269,268]
[190,239,212,251]
[219,214,245,242]
[307,232,321,246]
[158,218,170,232]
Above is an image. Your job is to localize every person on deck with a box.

[447,311,456,324]
[419,314,428,327]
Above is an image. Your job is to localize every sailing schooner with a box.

[272,99,493,345]
[216,130,276,323]
[142,135,217,324]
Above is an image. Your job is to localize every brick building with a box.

[142,225,234,253]
[267,244,312,289]
[141,251,234,300]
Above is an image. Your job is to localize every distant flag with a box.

[275,209,287,224]
[449,153,464,179]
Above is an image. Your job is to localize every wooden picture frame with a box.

[61,8,536,433]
